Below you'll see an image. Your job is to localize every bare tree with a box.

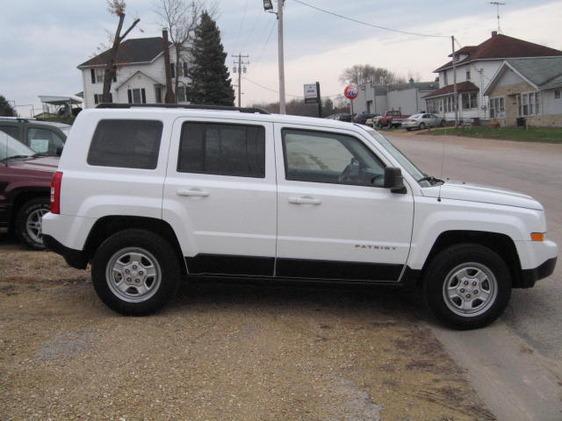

[155,0,206,100]
[340,65,404,86]
[102,0,141,103]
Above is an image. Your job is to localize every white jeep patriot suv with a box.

[42,104,557,329]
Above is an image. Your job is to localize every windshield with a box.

[362,127,433,186]
[0,132,36,161]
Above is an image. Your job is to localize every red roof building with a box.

[424,31,562,121]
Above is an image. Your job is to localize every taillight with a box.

[50,171,63,214]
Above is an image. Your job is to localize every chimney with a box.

[491,31,498,37]
[162,28,176,103]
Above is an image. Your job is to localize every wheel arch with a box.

[84,216,187,276]
[416,230,524,288]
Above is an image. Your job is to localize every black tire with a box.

[419,123,426,130]
[406,127,411,131]
[423,244,511,330]
[92,229,181,316]
[15,197,50,250]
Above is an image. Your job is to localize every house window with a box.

[443,72,448,86]
[95,68,105,83]
[177,86,187,103]
[519,92,540,116]
[462,92,478,109]
[555,89,561,99]
[466,70,471,80]
[170,63,176,79]
[489,97,505,118]
[154,85,162,103]
[183,62,188,77]
[94,93,112,104]
[127,88,146,104]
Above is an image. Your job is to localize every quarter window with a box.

[282,129,385,187]
[178,122,265,178]
[88,120,163,169]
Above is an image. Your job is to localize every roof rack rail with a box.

[95,103,270,115]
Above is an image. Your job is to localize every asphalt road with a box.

[389,131,562,420]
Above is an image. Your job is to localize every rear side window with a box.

[177,122,265,178]
[88,120,162,169]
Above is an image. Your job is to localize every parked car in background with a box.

[325,113,354,122]
[377,110,410,129]
[402,113,445,131]
[0,117,68,156]
[43,105,557,329]
[354,112,379,125]
[0,132,58,249]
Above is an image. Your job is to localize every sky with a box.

[1,0,562,115]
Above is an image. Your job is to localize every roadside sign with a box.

[344,84,359,100]
[304,83,319,104]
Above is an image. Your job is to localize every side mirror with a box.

[384,167,407,194]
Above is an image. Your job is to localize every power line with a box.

[243,77,340,99]
[291,0,449,39]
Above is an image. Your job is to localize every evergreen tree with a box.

[0,95,16,116]
[187,12,235,106]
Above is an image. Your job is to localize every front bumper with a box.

[519,257,557,288]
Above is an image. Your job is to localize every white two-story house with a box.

[424,31,562,122]
[78,36,191,108]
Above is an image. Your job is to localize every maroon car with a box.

[0,133,58,249]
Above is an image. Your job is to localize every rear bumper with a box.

[43,234,88,269]
[518,257,557,288]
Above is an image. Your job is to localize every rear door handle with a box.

[288,196,321,205]
[177,188,210,198]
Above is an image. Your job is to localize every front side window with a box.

[26,127,65,155]
[88,120,162,169]
[282,129,385,187]
[178,122,265,178]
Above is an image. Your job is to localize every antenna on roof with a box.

[490,2,506,34]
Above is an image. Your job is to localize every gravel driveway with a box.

[0,242,492,420]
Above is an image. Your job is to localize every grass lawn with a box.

[426,127,562,143]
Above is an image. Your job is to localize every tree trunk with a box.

[162,29,176,103]
[175,44,181,102]
[102,14,125,103]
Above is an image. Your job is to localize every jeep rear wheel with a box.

[423,244,511,330]
[92,229,181,315]
[15,197,50,250]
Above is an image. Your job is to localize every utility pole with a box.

[490,2,506,33]
[232,53,249,107]
[277,0,286,114]
[451,35,458,127]
[316,81,322,118]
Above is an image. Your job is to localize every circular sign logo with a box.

[344,84,359,100]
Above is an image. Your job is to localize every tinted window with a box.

[178,122,265,178]
[88,120,162,169]
[0,125,20,140]
[282,129,385,187]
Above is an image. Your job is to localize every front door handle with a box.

[288,196,321,205]
[177,188,210,198]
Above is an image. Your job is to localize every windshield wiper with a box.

[418,175,444,185]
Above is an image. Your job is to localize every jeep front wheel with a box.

[92,229,181,315]
[15,197,50,250]
[424,244,511,330]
